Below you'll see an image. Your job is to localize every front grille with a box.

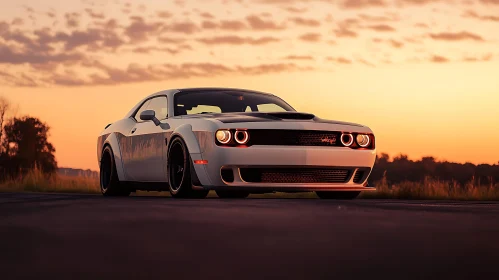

[240,168,351,183]
[248,130,342,147]
[353,170,365,183]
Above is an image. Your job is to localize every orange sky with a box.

[1,0,499,170]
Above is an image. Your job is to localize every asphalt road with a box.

[1,192,499,280]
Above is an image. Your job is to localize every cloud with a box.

[462,53,493,62]
[342,0,387,9]
[283,6,308,13]
[199,12,214,19]
[414,23,429,28]
[65,12,80,28]
[357,58,375,67]
[367,24,396,32]
[11,18,24,26]
[131,46,184,55]
[358,13,400,22]
[85,8,105,19]
[334,28,358,38]
[326,57,352,64]
[389,39,404,48]
[157,11,173,18]
[462,10,499,22]
[430,55,449,63]
[289,17,321,27]
[479,0,499,4]
[283,55,314,60]
[246,15,285,30]
[197,35,280,45]
[125,16,164,42]
[0,42,85,64]
[33,61,314,86]
[201,20,247,31]
[298,32,321,42]
[167,21,199,34]
[429,31,485,41]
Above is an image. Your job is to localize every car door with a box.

[126,96,169,182]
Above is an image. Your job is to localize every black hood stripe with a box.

[180,112,364,127]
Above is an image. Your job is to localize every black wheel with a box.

[100,146,130,196]
[216,190,250,199]
[168,137,209,198]
[316,191,360,200]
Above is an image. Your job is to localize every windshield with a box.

[174,90,295,116]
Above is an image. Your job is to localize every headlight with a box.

[356,134,370,148]
[341,133,354,147]
[234,130,249,145]
[216,130,232,144]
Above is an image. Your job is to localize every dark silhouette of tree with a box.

[1,116,57,176]
[370,154,499,186]
[0,96,11,154]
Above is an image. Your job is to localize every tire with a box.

[316,191,360,200]
[167,137,209,199]
[100,146,130,196]
[216,190,250,199]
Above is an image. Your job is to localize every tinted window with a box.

[174,90,295,116]
[147,96,168,120]
[134,100,151,121]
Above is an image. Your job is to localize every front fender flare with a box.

[102,133,127,182]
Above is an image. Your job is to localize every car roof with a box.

[124,87,276,118]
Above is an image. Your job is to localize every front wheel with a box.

[100,146,130,196]
[216,190,250,199]
[167,137,208,198]
[316,191,360,200]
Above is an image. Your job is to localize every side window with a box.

[146,96,168,120]
[256,103,287,112]
[134,100,151,121]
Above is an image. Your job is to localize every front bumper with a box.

[190,144,376,192]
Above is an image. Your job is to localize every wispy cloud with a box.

[429,31,485,41]
[197,35,280,45]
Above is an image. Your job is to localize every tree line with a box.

[369,153,499,186]
[0,97,57,179]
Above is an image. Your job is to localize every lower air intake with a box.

[240,168,351,184]
[353,170,365,184]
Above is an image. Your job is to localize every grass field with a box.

[1,168,498,200]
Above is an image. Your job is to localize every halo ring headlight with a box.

[341,133,354,147]
[356,134,370,148]
[234,130,249,145]
[216,130,232,144]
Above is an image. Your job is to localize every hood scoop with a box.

[266,112,315,120]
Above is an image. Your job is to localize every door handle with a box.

[131,128,137,134]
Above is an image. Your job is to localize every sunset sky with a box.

[1,0,498,170]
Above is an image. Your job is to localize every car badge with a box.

[321,137,337,145]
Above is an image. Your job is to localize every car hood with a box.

[179,112,365,127]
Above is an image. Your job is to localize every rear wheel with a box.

[216,190,250,199]
[316,191,360,200]
[100,146,130,196]
[168,137,209,199]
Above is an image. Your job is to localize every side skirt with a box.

[122,159,205,192]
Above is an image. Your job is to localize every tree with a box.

[2,116,57,175]
[0,96,11,152]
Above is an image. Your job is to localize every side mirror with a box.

[140,110,161,126]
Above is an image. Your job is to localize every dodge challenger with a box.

[97,88,376,199]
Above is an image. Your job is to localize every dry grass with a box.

[1,168,498,200]
[0,167,100,194]
[360,176,499,201]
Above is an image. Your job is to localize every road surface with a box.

[1,192,499,280]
